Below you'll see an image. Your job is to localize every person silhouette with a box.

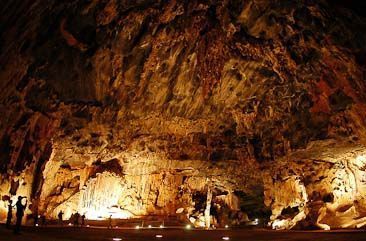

[74,212,80,227]
[6,200,14,229]
[41,214,46,226]
[81,214,86,227]
[108,215,113,229]
[58,210,64,226]
[14,196,27,234]
[33,211,39,226]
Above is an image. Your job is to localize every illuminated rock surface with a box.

[264,140,366,229]
[0,0,366,230]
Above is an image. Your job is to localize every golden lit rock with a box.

[0,0,366,231]
[264,140,366,229]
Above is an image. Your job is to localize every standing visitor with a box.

[6,200,14,229]
[58,210,64,226]
[108,215,113,229]
[81,214,86,227]
[33,211,39,226]
[74,212,80,227]
[14,196,27,234]
[41,214,47,226]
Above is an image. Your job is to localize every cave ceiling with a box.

[0,0,366,230]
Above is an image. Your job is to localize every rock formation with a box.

[264,140,366,229]
[0,0,366,229]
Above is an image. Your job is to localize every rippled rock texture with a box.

[0,0,366,229]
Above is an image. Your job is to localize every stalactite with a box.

[79,172,127,219]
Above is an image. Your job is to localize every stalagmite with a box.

[204,179,212,229]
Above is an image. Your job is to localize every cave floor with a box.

[1,225,366,241]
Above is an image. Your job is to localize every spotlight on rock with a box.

[254,218,259,225]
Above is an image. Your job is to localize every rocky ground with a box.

[0,0,366,230]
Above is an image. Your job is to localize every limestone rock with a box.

[0,0,366,229]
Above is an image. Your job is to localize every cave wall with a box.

[0,0,366,229]
[264,140,366,229]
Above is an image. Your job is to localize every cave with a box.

[1,0,366,240]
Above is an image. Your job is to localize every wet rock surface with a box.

[0,0,366,229]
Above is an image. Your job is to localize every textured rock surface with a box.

[264,140,366,229]
[0,0,366,229]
